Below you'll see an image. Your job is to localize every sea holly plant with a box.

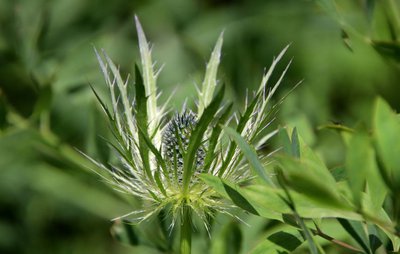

[86,16,292,253]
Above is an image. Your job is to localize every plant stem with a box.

[180,205,192,254]
[311,226,362,253]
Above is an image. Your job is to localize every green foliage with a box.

[315,0,400,64]
[203,98,400,253]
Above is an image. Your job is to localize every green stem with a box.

[180,204,192,254]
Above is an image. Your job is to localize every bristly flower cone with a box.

[162,111,206,184]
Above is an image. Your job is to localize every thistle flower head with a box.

[86,16,292,231]
[162,111,206,184]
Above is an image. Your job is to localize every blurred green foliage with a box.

[1,0,400,253]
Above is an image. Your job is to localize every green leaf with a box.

[223,181,259,215]
[250,229,304,254]
[366,158,387,211]
[135,16,158,136]
[201,174,286,220]
[291,127,300,158]
[198,32,223,117]
[199,174,259,216]
[373,98,400,192]
[277,171,321,254]
[203,103,233,173]
[367,224,384,253]
[218,93,260,177]
[90,84,113,123]
[278,127,300,158]
[278,127,292,156]
[154,170,167,196]
[102,50,136,138]
[277,157,350,209]
[137,126,168,176]
[201,174,362,221]
[338,219,371,254]
[371,41,400,64]
[222,126,274,186]
[134,65,151,178]
[182,85,224,193]
[345,133,370,207]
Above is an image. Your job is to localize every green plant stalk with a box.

[180,204,192,254]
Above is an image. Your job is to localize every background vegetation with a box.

[0,0,399,253]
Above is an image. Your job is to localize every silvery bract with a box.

[86,16,292,232]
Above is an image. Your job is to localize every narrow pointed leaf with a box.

[279,127,292,155]
[134,65,150,174]
[373,98,400,192]
[291,128,300,158]
[182,85,225,193]
[345,133,370,207]
[222,126,274,186]
[219,93,261,176]
[198,32,223,116]
[338,219,371,254]
[251,229,303,254]
[135,16,158,136]
[203,103,233,172]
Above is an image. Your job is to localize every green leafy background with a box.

[1,0,399,253]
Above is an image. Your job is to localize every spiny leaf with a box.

[137,125,167,177]
[135,16,159,138]
[134,65,151,176]
[198,32,223,117]
[203,103,233,172]
[182,84,225,193]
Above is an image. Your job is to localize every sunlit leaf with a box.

[373,98,400,192]
[345,133,370,207]
[198,32,223,117]
[277,157,350,210]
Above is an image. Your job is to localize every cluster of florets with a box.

[162,111,206,184]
